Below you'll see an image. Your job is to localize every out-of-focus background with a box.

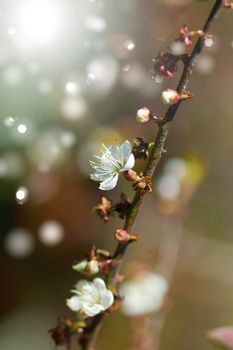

[0,0,232,349]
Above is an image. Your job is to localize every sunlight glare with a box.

[18,1,60,45]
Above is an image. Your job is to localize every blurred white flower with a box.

[157,174,181,200]
[120,272,168,316]
[164,157,187,181]
[90,140,135,190]
[66,278,114,317]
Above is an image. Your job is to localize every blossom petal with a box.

[93,278,114,310]
[121,140,132,160]
[66,296,82,312]
[121,153,135,172]
[100,290,114,309]
[73,260,88,272]
[74,279,90,291]
[93,278,106,290]
[82,303,103,317]
[108,145,121,160]
[99,174,119,191]
[91,172,109,182]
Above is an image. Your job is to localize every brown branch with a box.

[81,1,223,349]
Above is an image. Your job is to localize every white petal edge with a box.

[121,140,132,160]
[74,279,90,291]
[72,260,88,271]
[93,278,106,290]
[121,153,135,172]
[99,174,119,191]
[108,145,121,159]
[82,303,103,317]
[90,173,108,182]
[100,290,114,309]
[66,296,82,312]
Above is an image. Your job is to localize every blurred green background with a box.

[0,0,233,349]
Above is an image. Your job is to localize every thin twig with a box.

[81,1,223,349]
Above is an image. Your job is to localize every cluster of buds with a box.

[73,246,113,276]
[223,0,233,8]
[125,170,153,196]
[161,88,194,106]
[152,25,208,81]
[179,24,205,47]
[133,175,153,195]
[115,229,139,243]
[152,51,180,80]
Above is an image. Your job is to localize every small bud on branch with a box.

[136,107,151,124]
[179,24,205,47]
[115,229,139,243]
[223,0,233,9]
[162,89,181,105]
[162,89,194,105]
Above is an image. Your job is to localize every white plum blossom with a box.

[90,140,135,191]
[66,278,114,317]
[120,272,168,316]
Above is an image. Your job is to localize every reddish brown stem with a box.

[81,1,223,349]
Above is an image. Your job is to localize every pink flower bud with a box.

[136,107,151,124]
[161,89,181,106]
[115,229,139,243]
[125,169,140,182]
[207,327,233,350]
[115,229,130,242]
